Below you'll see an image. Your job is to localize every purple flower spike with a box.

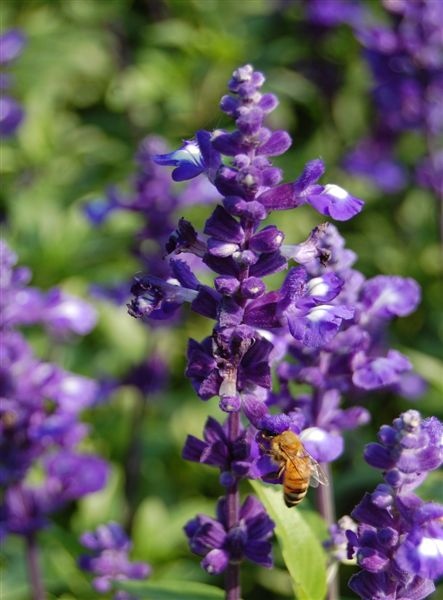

[364,410,443,492]
[129,64,429,598]
[1,241,109,543]
[332,411,443,599]
[79,522,151,596]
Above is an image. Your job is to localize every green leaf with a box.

[117,580,224,600]
[250,480,328,600]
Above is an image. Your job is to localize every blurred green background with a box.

[1,1,442,599]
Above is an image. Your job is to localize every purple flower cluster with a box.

[254,222,423,464]
[78,522,151,599]
[185,495,274,574]
[0,29,26,137]
[127,64,369,591]
[0,241,108,540]
[335,410,443,600]
[316,0,443,199]
[128,64,427,599]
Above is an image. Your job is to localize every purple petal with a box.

[361,276,421,319]
[201,548,229,574]
[308,184,364,221]
[258,130,292,156]
[257,183,305,211]
[204,206,245,243]
[301,427,344,462]
[0,29,26,65]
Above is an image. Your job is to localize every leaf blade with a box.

[250,480,328,600]
[117,579,224,600]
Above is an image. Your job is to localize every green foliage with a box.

[2,0,442,599]
[250,481,328,600]
[118,580,224,599]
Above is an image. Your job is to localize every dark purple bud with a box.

[249,250,287,277]
[214,276,240,296]
[204,206,245,244]
[240,277,266,299]
[236,106,264,135]
[224,197,268,222]
[219,94,239,116]
[258,93,278,113]
[249,226,285,253]
[258,130,292,156]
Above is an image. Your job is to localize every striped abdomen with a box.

[283,459,311,507]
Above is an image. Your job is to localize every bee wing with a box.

[307,456,329,487]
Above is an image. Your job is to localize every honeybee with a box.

[266,430,328,507]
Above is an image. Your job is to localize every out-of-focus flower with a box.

[0,241,107,540]
[0,29,26,137]
[79,522,151,597]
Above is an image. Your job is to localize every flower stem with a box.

[25,534,46,600]
[225,410,241,600]
[315,462,339,600]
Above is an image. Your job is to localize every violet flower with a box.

[0,29,26,137]
[338,1,442,206]
[78,522,151,599]
[338,410,443,600]
[0,241,108,597]
[129,64,366,599]
[184,496,274,575]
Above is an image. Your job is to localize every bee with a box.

[266,430,328,507]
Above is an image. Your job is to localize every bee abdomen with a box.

[283,486,308,507]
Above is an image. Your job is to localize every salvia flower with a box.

[0,241,107,540]
[184,496,274,574]
[128,64,424,598]
[325,410,443,600]
[321,0,443,201]
[78,522,151,598]
[0,29,26,137]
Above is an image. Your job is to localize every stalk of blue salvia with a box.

[326,410,443,600]
[0,241,108,600]
[129,64,365,599]
[0,29,26,137]
[249,222,423,599]
[78,522,151,600]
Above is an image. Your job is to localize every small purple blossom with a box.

[79,522,151,597]
[184,496,274,574]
